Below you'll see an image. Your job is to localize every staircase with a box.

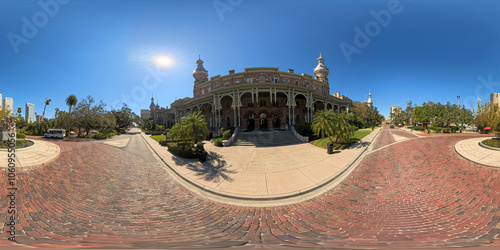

[232,130,304,147]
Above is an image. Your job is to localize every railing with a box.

[291,126,309,143]
[223,127,239,146]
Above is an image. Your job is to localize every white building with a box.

[25,103,35,123]
[390,105,402,120]
[2,97,13,115]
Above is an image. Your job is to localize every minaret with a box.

[193,55,208,85]
[367,91,373,107]
[313,53,329,84]
[150,95,156,119]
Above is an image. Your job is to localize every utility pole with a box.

[457,96,460,106]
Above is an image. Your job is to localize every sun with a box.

[155,56,171,66]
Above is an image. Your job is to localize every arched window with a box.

[258,75,266,83]
[284,79,289,84]
[246,77,253,83]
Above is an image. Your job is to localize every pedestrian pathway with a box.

[455,137,500,168]
[0,139,60,168]
[141,128,380,206]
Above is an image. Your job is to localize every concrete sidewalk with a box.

[455,137,500,168]
[0,139,60,168]
[141,128,380,205]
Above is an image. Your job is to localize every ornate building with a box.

[141,96,176,128]
[172,54,352,131]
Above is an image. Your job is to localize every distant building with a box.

[25,103,35,123]
[0,93,2,110]
[390,105,402,120]
[491,93,500,107]
[2,97,13,115]
[140,109,150,119]
[141,96,176,129]
[36,115,43,123]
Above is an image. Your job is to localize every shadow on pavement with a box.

[172,152,237,183]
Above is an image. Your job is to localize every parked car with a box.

[390,125,395,128]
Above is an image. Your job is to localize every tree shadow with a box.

[171,152,236,183]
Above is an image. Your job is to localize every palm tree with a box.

[311,110,355,144]
[333,112,354,143]
[171,111,209,144]
[66,94,77,113]
[42,98,52,119]
[311,109,336,143]
[16,107,22,117]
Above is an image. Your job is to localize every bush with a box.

[167,142,197,158]
[145,130,152,135]
[93,133,108,140]
[222,130,232,140]
[413,126,425,131]
[296,123,313,136]
[16,132,26,139]
[211,137,224,147]
[150,130,164,136]
[159,138,168,146]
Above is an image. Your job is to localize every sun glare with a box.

[155,56,171,66]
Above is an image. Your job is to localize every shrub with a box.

[413,126,425,131]
[212,137,224,147]
[159,138,168,146]
[222,130,232,140]
[16,132,26,139]
[150,131,164,136]
[167,142,197,158]
[145,130,152,135]
[296,123,313,136]
[93,133,107,140]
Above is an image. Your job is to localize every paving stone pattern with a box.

[1,128,499,248]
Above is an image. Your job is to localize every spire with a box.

[367,90,373,107]
[314,53,329,83]
[193,56,208,85]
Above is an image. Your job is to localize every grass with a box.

[150,135,166,142]
[312,129,373,150]
[482,139,500,148]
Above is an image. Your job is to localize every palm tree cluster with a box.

[311,109,355,144]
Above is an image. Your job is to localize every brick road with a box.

[1,128,499,249]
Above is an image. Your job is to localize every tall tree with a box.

[66,94,78,114]
[42,98,51,119]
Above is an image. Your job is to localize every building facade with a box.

[2,97,13,114]
[491,93,500,107]
[25,103,35,123]
[390,105,401,116]
[140,96,176,128]
[173,55,352,131]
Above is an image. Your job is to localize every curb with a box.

[454,139,500,168]
[479,140,500,151]
[140,128,382,202]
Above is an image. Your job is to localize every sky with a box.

[1,0,500,119]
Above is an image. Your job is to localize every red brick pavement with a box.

[1,130,499,249]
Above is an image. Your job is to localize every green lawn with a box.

[482,139,500,148]
[150,135,166,142]
[312,129,373,150]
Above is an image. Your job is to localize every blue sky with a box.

[1,0,500,119]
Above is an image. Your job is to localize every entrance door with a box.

[259,113,268,130]
[247,114,255,131]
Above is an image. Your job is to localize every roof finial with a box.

[198,54,200,60]
[320,52,322,57]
